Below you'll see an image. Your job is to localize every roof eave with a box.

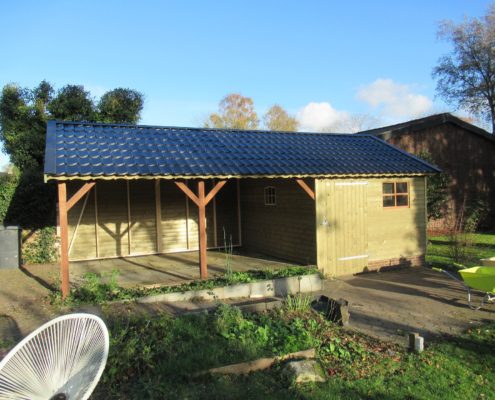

[44,172,437,182]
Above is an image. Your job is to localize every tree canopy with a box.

[433,4,495,132]
[47,85,95,121]
[0,81,145,171]
[98,88,144,124]
[205,93,259,130]
[262,105,298,131]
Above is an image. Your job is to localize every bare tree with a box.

[433,4,495,132]
[323,113,382,133]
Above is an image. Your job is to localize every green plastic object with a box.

[459,267,495,294]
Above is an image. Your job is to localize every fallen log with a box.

[194,348,316,376]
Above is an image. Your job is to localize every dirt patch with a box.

[318,268,495,344]
[0,264,58,343]
[1,265,494,350]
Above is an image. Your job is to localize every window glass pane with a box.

[383,195,395,207]
[396,182,408,193]
[396,195,409,206]
[383,183,394,194]
[264,187,276,205]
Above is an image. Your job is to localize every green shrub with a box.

[214,304,318,355]
[0,172,19,223]
[22,226,57,264]
[3,170,56,230]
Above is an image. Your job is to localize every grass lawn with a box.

[92,303,495,400]
[426,232,495,270]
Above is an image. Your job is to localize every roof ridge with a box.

[358,112,494,142]
[50,120,362,137]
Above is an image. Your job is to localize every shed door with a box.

[333,182,368,275]
[316,180,368,276]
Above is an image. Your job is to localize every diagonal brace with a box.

[296,179,315,200]
[67,182,96,211]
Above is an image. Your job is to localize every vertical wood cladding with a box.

[67,182,97,260]
[240,178,316,265]
[128,180,157,255]
[316,177,426,277]
[68,179,240,261]
[95,181,129,258]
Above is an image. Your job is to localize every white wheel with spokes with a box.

[0,313,109,400]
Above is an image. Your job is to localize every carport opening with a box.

[63,178,317,292]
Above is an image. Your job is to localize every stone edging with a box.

[134,273,323,304]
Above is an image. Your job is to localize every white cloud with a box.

[84,84,110,99]
[297,102,350,132]
[357,79,432,120]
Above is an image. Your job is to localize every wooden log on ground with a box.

[195,348,316,376]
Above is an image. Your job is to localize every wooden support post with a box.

[197,181,207,279]
[296,179,315,200]
[58,182,70,300]
[175,180,227,279]
[155,179,163,253]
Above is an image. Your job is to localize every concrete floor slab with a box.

[317,267,495,344]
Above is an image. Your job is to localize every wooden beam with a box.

[175,181,200,206]
[127,181,132,255]
[197,181,208,279]
[185,189,190,249]
[67,182,95,211]
[175,179,227,279]
[296,179,315,200]
[212,181,218,248]
[94,184,99,258]
[155,179,163,253]
[58,182,70,300]
[204,180,227,205]
[237,179,242,246]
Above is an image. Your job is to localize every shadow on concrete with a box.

[19,266,56,292]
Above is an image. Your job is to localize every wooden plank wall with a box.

[366,177,427,261]
[240,178,316,265]
[316,177,427,277]
[215,180,240,247]
[67,182,97,260]
[67,179,240,261]
[95,181,129,258]
[128,180,157,255]
[160,180,188,252]
[334,182,368,275]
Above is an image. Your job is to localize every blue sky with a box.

[0,0,491,166]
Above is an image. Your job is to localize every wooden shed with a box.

[44,121,439,297]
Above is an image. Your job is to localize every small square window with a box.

[264,186,276,206]
[382,182,409,208]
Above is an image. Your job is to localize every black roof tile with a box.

[44,120,440,179]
